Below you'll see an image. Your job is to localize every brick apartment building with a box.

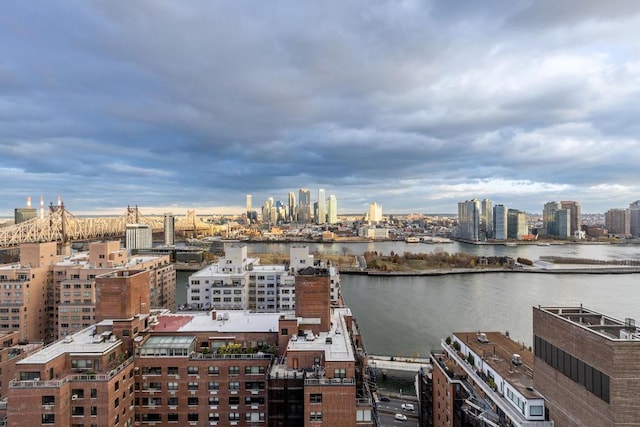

[533,306,640,426]
[3,259,374,426]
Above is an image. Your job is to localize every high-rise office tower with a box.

[288,192,296,222]
[561,201,581,237]
[629,201,640,237]
[605,208,630,236]
[481,198,493,238]
[125,223,152,251]
[493,204,508,240]
[457,199,480,241]
[507,209,528,239]
[327,194,338,224]
[163,212,175,246]
[246,194,252,223]
[368,202,382,223]
[317,188,326,224]
[543,201,561,236]
[298,188,311,223]
[14,196,37,224]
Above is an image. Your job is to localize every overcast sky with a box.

[2,1,640,217]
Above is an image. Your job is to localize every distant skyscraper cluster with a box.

[605,200,640,238]
[246,188,338,225]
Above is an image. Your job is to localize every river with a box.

[176,241,640,358]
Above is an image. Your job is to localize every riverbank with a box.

[339,266,640,276]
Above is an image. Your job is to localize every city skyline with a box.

[2,2,640,216]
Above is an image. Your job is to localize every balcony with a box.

[304,377,355,386]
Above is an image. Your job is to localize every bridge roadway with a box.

[368,355,431,372]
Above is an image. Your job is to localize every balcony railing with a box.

[304,377,355,386]
[190,352,272,361]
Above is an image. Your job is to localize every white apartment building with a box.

[187,244,340,312]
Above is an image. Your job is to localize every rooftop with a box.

[18,325,120,365]
[538,306,640,340]
[454,331,538,400]
[153,310,281,334]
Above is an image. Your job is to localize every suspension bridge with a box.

[0,203,212,250]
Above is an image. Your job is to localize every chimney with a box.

[40,195,44,219]
[26,196,32,208]
[57,195,62,207]
[211,311,217,320]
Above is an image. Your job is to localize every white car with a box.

[401,403,415,411]
[394,413,408,421]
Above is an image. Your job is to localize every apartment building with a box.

[433,331,552,426]
[5,263,373,427]
[0,330,43,399]
[0,242,57,342]
[5,270,150,427]
[533,306,640,426]
[187,244,340,312]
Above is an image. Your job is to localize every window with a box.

[334,368,346,378]
[281,328,288,335]
[42,396,55,405]
[208,397,219,406]
[208,413,220,421]
[208,381,219,390]
[91,406,97,416]
[91,389,97,398]
[530,405,544,416]
[168,367,178,375]
[229,366,240,375]
[188,397,199,406]
[42,414,55,424]
[229,396,240,405]
[229,413,240,421]
[167,382,178,390]
[187,413,199,422]
[168,397,178,406]
[310,411,322,421]
[245,366,265,374]
[229,381,240,390]
[72,406,85,416]
[208,366,219,375]
[167,413,178,422]
[187,381,198,390]
[187,366,199,375]
[310,393,322,403]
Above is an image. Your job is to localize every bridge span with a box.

[0,203,211,249]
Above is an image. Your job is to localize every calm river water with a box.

[176,241,640,359]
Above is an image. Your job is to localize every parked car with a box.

[401,403,415,411]
[379,396,390,402]
[394,413,408,421]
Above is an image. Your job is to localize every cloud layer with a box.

[2,0,640,216]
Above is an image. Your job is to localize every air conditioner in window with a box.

[71,394,78,400]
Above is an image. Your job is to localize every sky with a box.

[1,1,640,217]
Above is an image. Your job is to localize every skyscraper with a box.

[246,194,252,223]
[629,200,640,237]
[560,201,581,237]
[543,201,561,236]
[317,188,326,224]
[481,198,493,238]
[493,204,507,240]
[507,209,527,239]
[298,188,311,223]
[163,212,175,246]
[457,199,480,241]
[605,208,630,236]
[288,191,296,222]
[555,208,571,238]
[327,194,338,224]
[368,202,382,223]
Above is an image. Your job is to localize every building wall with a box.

[533,308,621,426]
[295,274,331,334]
[431,358,456,427]
[95,270,150,322]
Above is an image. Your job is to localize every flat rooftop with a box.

[153,310,281,334]
[538,306,640,340]
[18,325,120,365]
[454,331,538,400]
[189,258,260,277]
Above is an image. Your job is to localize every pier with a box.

[367,355,431,372]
